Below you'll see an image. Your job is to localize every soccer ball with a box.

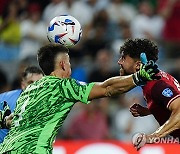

[47,15,82,48]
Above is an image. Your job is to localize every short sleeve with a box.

[151,80,180,109]
[60,78,95,104]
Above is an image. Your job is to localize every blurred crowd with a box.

[0,0,180,142]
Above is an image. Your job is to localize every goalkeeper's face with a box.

[118,54,140,76]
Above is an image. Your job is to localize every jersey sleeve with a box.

[60,78,95,104]
[151,80,180,109]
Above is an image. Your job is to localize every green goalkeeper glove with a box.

[133,60,160,86]
[0,101,11,129]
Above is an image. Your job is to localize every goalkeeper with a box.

[0,43,160,153]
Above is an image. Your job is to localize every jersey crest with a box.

[162,88,173,97]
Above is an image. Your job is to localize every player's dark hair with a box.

[22,66,44,80]
[37,43,69,75]
[120,38,159,62]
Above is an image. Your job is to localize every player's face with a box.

[118,54,140,76]
[21,73,43,90]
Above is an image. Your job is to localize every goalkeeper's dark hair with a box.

[22,66,44,80]
[120,38,159,62]
[37,43,69,75]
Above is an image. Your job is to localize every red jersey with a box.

[142,71,180,138]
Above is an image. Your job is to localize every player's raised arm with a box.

[146,97,180,141]
[133,97,180,150]
[88,59,159,100]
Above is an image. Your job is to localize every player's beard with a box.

[120,68,124,76]
[120,67,132,76]
[120,68,128,76]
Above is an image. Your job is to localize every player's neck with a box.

[50,70,69,78]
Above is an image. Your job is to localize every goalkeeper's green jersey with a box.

[0,76,94,154]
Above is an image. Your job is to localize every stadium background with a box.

[0,0,180,153]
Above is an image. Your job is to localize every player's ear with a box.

[59,61,65,71]
[135,60,141,71]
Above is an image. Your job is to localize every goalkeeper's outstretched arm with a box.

[89,75,135,100]
[88,60,160,100]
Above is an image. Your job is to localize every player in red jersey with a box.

[118,38,180,150]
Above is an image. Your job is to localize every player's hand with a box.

[132,53,161,86]
[132,132,147,151]
[130,103,151,117]
[0,101,11,129]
